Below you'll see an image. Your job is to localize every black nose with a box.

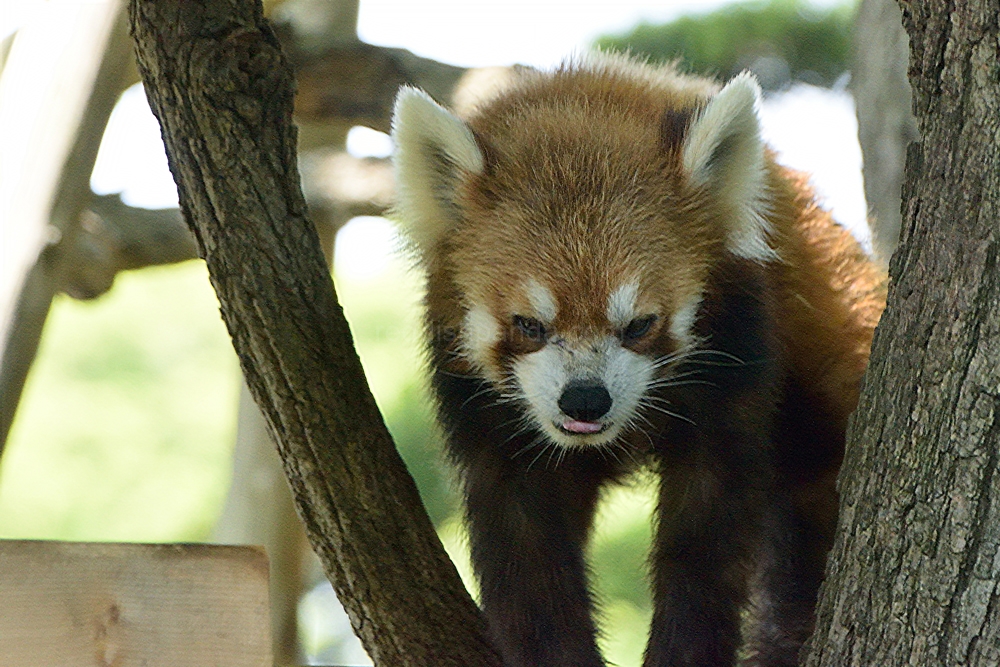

[558,381,612,422]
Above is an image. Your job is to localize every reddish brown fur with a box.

[434,64,883,409]
[425,64,719,365]
[765,160,886,554]
[408,59,886,667]
[768,164,886,425]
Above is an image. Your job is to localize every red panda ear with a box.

[682,73,774,262]
[391,87,485,259]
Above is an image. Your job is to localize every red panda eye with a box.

[513,315,547,342]
[622,315,657,342]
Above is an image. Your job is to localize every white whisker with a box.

[528,439,557,471]
[516,432,547,460]
[597,442,622,465]
[460,383,501,409]
[640,401,697,426]
[637,392,697,425]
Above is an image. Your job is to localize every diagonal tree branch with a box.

[128,1,501,664]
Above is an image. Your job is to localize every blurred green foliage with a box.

[0,262,240,541]
[590,478,656,666]
[595,0,855,90]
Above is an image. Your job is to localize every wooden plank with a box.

[0,540,273,666]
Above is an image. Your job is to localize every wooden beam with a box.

[0,1,133,452]
[293,42,467,135]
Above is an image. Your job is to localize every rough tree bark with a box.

[211,4,360,663]
[129,1,501,665]
[803,1,1000,665]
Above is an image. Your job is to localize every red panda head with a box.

[391,58,770,448]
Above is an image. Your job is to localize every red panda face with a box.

[459,275,704,447]
[444,146,711,448]
[392,59,770,450]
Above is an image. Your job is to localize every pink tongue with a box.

[562,420,604,434]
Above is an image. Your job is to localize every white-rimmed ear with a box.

[391,87,485,258]
[682,73,773,261]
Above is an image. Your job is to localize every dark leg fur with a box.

[741,500,832,667]
[466,458,608,667]
[742,383,845,666]
[644,259,783,667]
[645,421,773,667]
[433,366,620,667]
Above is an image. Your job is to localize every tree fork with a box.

[128,2,501,664]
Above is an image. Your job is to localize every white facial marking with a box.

[513,346,569,436]
[526,278,558,323]
[607,282,639,328]
[602,343,657,433]
[670,294,703,346]
[463,305,500,375]
[512,335,657,449]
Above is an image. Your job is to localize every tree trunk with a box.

[804,1,1000,664]
[128,2,501,665]
[211,4,360,663]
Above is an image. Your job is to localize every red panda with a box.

[390,54,885,667]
